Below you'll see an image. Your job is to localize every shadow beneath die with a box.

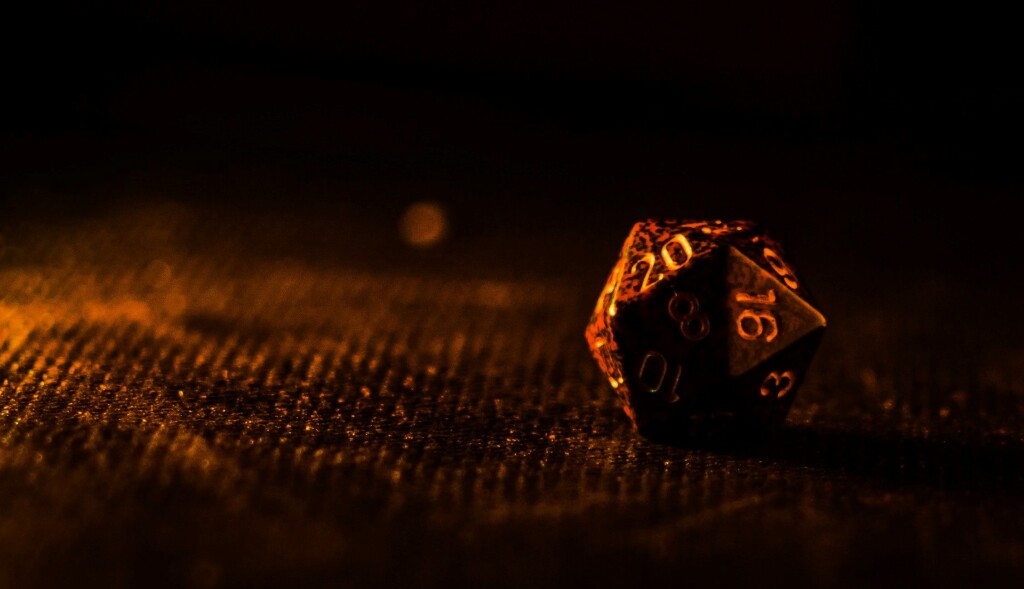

[646,415,1024,495]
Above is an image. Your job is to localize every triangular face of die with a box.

[725,246,826,377]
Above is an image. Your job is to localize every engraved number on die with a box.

[638,351,682,403]
[629,233,695,292]
[630,253,662,293]
[736,289,779,342]
[763,247,799,290]
[668,292,711,341]
[761,370,796,398]
[661,234,694,270]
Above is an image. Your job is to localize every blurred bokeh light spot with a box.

[400,201,448,248]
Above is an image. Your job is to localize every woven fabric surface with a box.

[2,194,1023,588]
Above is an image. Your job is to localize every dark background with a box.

[4,0,1023,284]
[2,2,1024,588]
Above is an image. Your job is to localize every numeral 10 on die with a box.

[637,351,682,403]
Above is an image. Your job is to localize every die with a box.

[585,220,826,437]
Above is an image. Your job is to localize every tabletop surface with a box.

[2,130,1023,588]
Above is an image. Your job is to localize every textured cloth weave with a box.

[2,201,1023,588]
